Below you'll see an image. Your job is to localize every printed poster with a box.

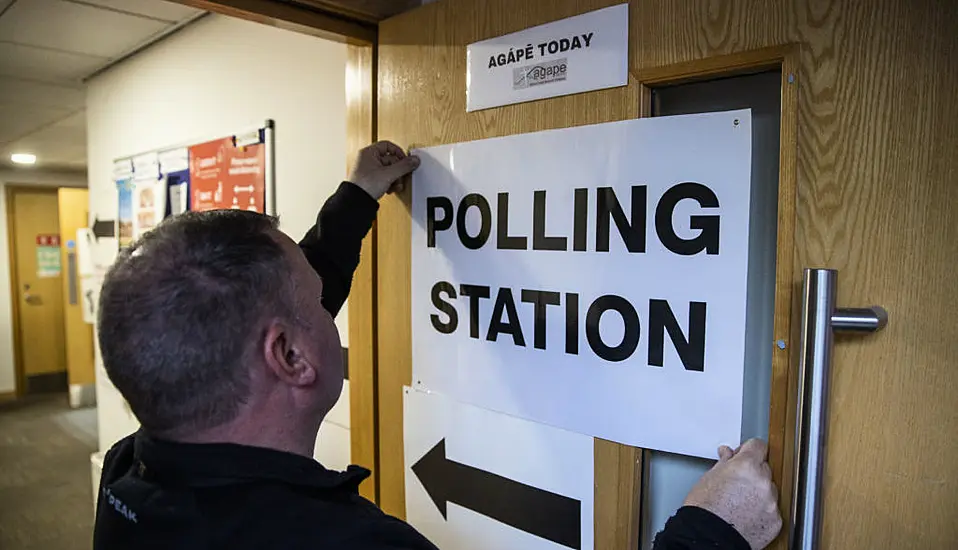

[116,178,134,248]
[189,137,266,213]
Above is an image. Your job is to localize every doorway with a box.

[6,186,67,395]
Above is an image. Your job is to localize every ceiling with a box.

[0,0,204,172]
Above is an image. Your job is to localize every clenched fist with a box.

[348,140,420,200]
[683,439,783,549]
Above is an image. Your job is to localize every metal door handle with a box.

[790,268,888,550]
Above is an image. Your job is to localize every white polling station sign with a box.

[410,110,753,458]
[465,4,628,112]
[404,387,594,550]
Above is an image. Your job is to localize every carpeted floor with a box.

[0,394,98,550]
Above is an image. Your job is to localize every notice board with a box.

[111,121,275,249]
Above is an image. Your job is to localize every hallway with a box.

[0,395,97,550]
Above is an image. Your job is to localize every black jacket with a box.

[94,182,748,550]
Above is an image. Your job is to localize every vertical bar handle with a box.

[790,268,887,550]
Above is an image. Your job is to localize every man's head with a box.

[98,210,343,443]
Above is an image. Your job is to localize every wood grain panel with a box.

[595,439,643,549]
[346,43,379,503]
[377,0,644,533]
[297,0,421,23]
[630,0,958,547]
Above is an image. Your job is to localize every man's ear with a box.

[263,320,317,387]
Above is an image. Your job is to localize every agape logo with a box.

[513,58,568,89]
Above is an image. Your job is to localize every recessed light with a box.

[11,153,37,165]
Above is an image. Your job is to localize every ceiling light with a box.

[11,153,37,165]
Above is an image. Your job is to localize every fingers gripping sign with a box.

[349,140,421,199]
[683,438,783,549]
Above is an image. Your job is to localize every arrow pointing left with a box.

[412,438,582,550]
[92,217,115,240]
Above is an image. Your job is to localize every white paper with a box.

[131,177,167,240]
[81,274,103,324]
[168,182,188,215]
[404,387,594,550]
[76,228,95,277]
[466,4,628,112]
[410,111,752,458]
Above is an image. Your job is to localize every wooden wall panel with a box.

[379,0,958,547]
[346,43,379,503]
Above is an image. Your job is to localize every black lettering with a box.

[596,186,646,253]
[586,295,640,362]
[547,40,559,54]
[565,292,579,355]
[430,281,458,334]
[497,193,527,249]
[459,284,490,339]
[582,32,594,47]
[655,182,720,255]
[649,300,707,371]
[533,190,568,251]
[520,289,560,349]
[487,288,526,346]
[457,193,492,249]
[427,196,454,247]
[497,53,507,66]
[488,55,497,68]
[507,48,517,64]
[525,44,534,59]
[538,42,548,56]
[559,38,571,51]
[573,188,588,251]
[571,35,582,49]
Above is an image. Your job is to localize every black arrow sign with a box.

[92,217,115,240]
[412,438,581,549]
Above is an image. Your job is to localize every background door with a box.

[376,0,957,549]
[58,187,95,404]
[8,187,67,394]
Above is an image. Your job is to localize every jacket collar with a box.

[132,430,369,492]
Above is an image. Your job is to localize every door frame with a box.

[169,0,382,502]
[5,185,66,397]
[635,45,802,546]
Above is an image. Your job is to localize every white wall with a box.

[0,170,86,394]
[86,15,351,468]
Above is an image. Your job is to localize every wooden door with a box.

[8,187,67,393]
[57,188,95,391]
[377,0,958,548]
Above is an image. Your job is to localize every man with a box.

[94,141,781,549]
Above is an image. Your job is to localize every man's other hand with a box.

[683,438,783,549]
[348,141,421,200]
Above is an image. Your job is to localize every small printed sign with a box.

[36,234,61,278]
[466,4,628,112]
[404,387,594,550]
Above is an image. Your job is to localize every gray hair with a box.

[98,210,294,435]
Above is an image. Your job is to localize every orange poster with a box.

[188,137,266,213]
